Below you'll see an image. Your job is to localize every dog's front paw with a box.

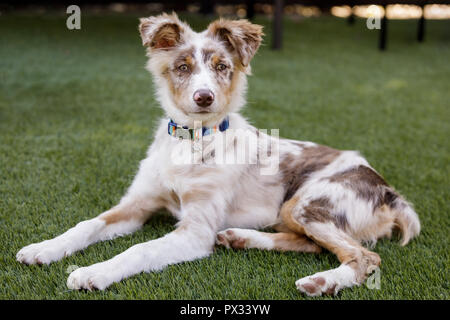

[67,265,112,291]
[16,240,69,265]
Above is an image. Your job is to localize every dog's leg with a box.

[278,195,381,296]
[17,157,163,265]
[216,228,321,253]
[295,221,381,296]
[66,199,223,290]
[16,202,159,266]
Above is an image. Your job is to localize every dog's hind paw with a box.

[216,229,247,249]
[296,264,358,297]
[296,276,338,297]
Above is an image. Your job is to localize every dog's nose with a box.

[193,89,214,107]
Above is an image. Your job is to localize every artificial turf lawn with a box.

[0,11,449,300]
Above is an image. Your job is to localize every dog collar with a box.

[168,117,229,140]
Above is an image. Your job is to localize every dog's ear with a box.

[139,12,186,50]
[207,19,263,67]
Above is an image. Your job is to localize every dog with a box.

[16,13,420,296]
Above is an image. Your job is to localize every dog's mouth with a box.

[187,110,218,121]
[190,109,214,114]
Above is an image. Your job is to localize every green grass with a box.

[0,11,449,300]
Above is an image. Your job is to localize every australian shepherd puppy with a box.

[17,13,420,296]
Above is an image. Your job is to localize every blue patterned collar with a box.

[168,117,229,140]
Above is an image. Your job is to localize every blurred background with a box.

[4,1,450,19]
[2,1,450,50]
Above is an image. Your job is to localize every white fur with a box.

[16,217,141,265]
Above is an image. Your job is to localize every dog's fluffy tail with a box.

[393,198,421,246]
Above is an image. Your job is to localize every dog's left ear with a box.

[207,19,263,67]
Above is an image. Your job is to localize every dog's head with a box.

[139,13,263,126]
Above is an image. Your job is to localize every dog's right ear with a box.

[139,13,185,50]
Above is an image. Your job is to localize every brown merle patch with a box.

[202,48,215,63]
[329,165,399,209]
[302,197,348,230]
[280,145,341,202]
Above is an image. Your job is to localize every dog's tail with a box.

[393,197,421,246]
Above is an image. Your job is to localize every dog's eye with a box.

[178,64,189,72]
[216,63,227,71]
